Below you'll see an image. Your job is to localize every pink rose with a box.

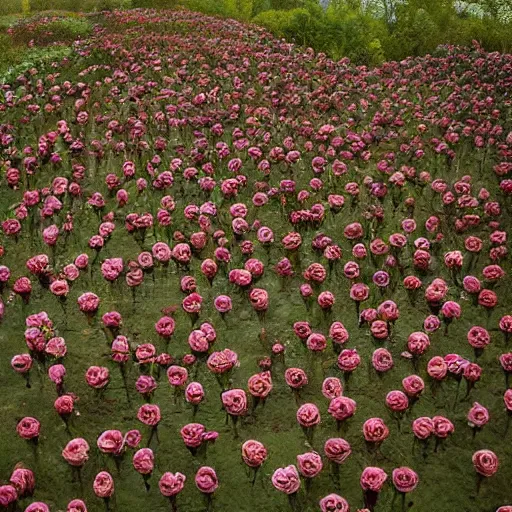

[159,472,186,497]
[319,494,349,512]
[363,418,389,443]
[432,416,454,438]
[412,417,434,440]
[137,404,161,426]
[467,402,489,428]
[67,499,87,512]
[0,485,18,507]
[407,332,430,356]
[337,349,361,372]
[10,467,35,497]
[77,292,100,313]
[297,451,323,478]
[242,440,268,468]
[402,375,424,397]
[167,365,188,387]
[85,366,109,389]
[24,503,50,512]
[296,403,321,427]
[195,466,218,494]
[385,391,409,412]
[372,348,393,372]
[185,382,204,405]
[271,465,300,494]
[328,396,357,422]
[392,467,419,493]
[155,316,175,338]
[248,371,272,398]
[17,417,40,440]
[324,438,351,464]
[62,438,90,466]
[472,450,499,477]
[132,448,154,475]
[97,430,123,455]
[285,368,308,389]
[222,389,247,416]
[322,377,343,399]
[93,471,114,498]
[360,467,388,492]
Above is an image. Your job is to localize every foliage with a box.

[7,14,93,45]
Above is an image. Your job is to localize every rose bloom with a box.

[328,396,357,421]
[322,377,343,399]
[296,403,321,427]
[385,391,409,412]
[248,371,272,399]
[195,466,218,494]
[360,467,388,492]
[441,301,461,319]
[402,375,424,397]
[77,292,100,313]
[324,437,351,464]
[67,500,87,512]
[363,418,389,443]
[293,321,312,339]
[271,465,300,495]
[319,494,349,512]
[432,416,454,438]
[124,430,141,449]
[478,289,498,308]
[242,440,267,468]
[17,417,40,440]
[220,388,247,417]
[93,471,114,498]
[24,502,50,512]
[472,450,499,477]
[10,467,35,497]
[85,366,109,389]
[463,276,481,294]
[350,283,370,302]
[329,322,349,345]
[427,356,448,380]
[249,288,269,311]
[337,349,361,372]
[167,365,188,387]
[214,295,232,313]
[185,382,204,405]
[423,315,440,333]
[372,348,394,372]
[55,394,75,416]
[307,333,327,352]
[467,402,489,428]
[407,332,430,356]
[412,417,434,440]
[159,472,186,497]
[504,389,512,411]
[207,349,238,374]
[297,451,323,478]
[392,467,419,493]
[132,448,154,475]
[97,430,123,455]
[62,438,90,466]
[0,485,18,508]
[370,320,388,340]
[285,368,308,389]
[137,404,161,426]
[403,275,422,290]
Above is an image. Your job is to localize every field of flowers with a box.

[0,8,512,512]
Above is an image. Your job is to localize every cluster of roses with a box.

[1,6,512,512]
